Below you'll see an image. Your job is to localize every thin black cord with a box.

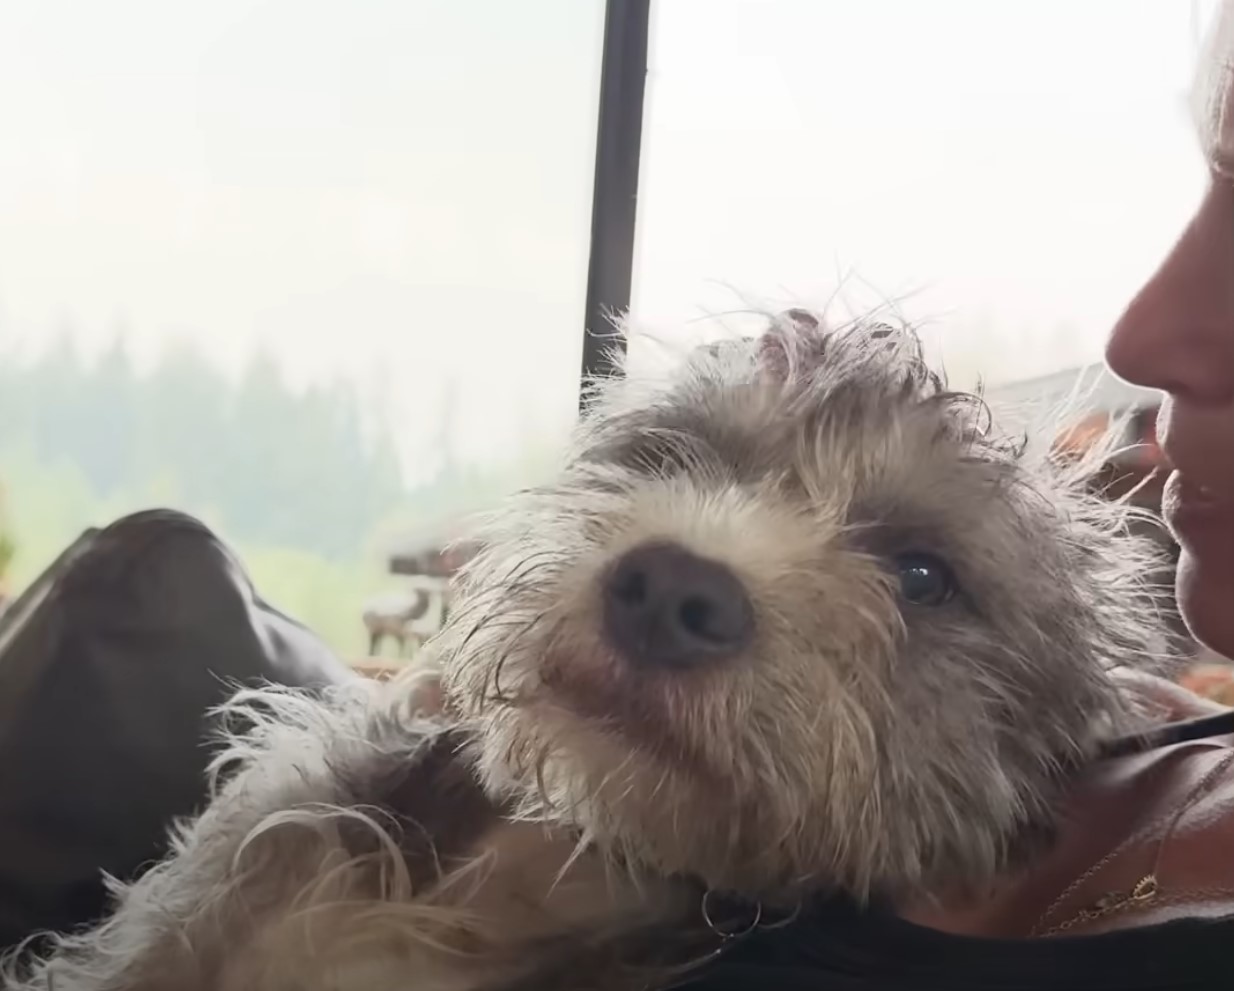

[1099,710,1234,759]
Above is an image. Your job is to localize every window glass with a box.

[0,0,605,658]
[632,0,1210,416]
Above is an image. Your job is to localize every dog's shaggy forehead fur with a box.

[442,313,1167,903]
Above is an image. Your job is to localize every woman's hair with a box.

[1193,0,1234,177]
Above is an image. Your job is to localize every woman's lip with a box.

[1163,470,1233,529]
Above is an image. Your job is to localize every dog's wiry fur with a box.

[5,667,697,991]
[5,314,1174,990]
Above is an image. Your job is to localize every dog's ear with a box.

[758,308,827,384]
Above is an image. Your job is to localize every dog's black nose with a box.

[603,542,754,668]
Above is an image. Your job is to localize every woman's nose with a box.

[1106,176,1234,407]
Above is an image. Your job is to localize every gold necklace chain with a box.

[1030,748,1234,938]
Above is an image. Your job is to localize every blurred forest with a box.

[0,331,563,656]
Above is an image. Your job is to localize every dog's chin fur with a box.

[4,312,1177,991]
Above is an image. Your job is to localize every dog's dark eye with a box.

[894,552,956,606]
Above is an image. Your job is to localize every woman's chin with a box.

[1177,550,1234,661]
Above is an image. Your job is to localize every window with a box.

[2,1,1218,662]
[0,0,607,657]
[626,0,1216,665]
[631,0,1212,406]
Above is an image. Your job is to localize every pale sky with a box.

[632,0,1217,385]
[0,0,1221,478]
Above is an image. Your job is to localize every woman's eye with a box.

[894,552,957,606]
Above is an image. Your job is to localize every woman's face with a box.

[1106,9,1234,658]
[1110,3,1234,661]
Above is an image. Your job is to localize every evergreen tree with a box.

[134,338,229,515]
[76,336,140,497]
[25,328,86,469]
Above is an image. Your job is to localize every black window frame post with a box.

[579,0,651,406]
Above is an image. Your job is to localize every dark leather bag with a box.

[0,509,356,950]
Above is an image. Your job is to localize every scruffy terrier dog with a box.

[5,313,1170,991]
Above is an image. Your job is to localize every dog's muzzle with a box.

[601,541,754,669]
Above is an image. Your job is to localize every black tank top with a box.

[685,897,1232,990]
[683,711,1234,991]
